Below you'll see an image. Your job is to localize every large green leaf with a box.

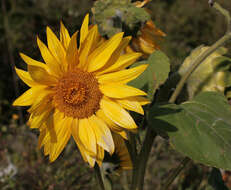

[149,91,231,170]
[129,50,170,100]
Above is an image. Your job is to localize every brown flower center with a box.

[53,69,103,118]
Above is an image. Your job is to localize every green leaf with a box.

[179,46,231,99]
[149,91,231,170]
[129,50,170,100]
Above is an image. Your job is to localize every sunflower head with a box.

[13,14,149,167]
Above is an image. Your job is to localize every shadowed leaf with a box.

[149,92,231,170]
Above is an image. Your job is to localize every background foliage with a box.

[1,0,231,189]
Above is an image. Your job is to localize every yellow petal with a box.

[13,86,45,106]
[77,143,88,162]
[27,91,52,114]
[46,27,66,70]
[71,118,79,144]
[15,67,38,87]
[113,133,132,169]
[28,65,58,85]
[49,117,72,162]
[78,118,97,156]
[116,131,128,140]
[29,107,54,129]
[100,97,137,130]
[39,111,64,147]
[45,112,57,143]
[96,36,132,75]
[96,145,104,166]
[134,96,150,105]
[87,33,124,72]
[71,119,82,147]
[66,31,79,71]
[38,129,46,149]
[71,119,97,160]
[38,128,50,149]
[20,53,48,70]
[107,36,132,64]
[60,21,71,50]
[99,53,142,74]
[71,118,89,162]
[78,25,98,69]
[80,14,89,47]
[100,84,147,98]
[37,36,62,77]
[96,109,123,132]
[89,26,101,53]
[116,98,144,115]
[88,115,114,154]
[98,64,148,84]
[85,154,96,167]
[44,142,51,156]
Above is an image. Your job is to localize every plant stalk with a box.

[131,127,156,190]
[125,132,137,165]
[213,2,231,33]
[95,164,105,190]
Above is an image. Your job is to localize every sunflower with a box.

[13,14,149,167]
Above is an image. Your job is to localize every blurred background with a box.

[0,0,231,189]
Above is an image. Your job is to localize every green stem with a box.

[169,32,231,104]
[162,157,192,190]
[125,132,137,165]
[137,128,156,190]
[131,127,157,190]
[213,2,231,33]
[94,164,105,190]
